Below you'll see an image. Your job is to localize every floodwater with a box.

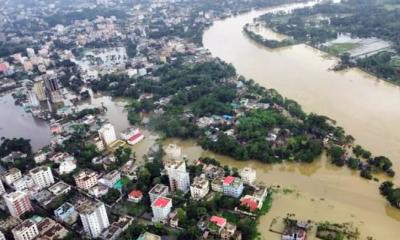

[202,1,400,239]
[0,92,51,150]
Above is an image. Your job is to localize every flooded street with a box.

[202,1,400,239]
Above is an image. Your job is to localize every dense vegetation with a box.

[380,181,400,209]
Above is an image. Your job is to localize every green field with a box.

[327,42,361,56]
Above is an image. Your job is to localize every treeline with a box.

[243,24,295,48]
[380,181,400,209]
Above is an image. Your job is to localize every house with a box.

[240,195,260,212]
[89,184,109,198]
[223,176,244,198]
[168,209,179,228]
[120,128,144,146]
[99,170,121,188]
[239,167,256,185]
[128,190,143,203]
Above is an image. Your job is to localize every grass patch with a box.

[114,200,147,217]
[327,42,360,56]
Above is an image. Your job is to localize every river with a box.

[202,1,400,239]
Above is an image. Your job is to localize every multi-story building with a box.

[99,170,121,188]
[98,123,117,146]
[3,168,22,185]
[3,191,33,217]
[12,176,36,191]
[33,80,46,101]
[239,167,256,185]
[77,201,110,238]
[0,179,5,195]
[164,159,190,193]
[48,181,71,196]
[151,197,172,222]
[59,158,77,175]
[203,164,225,180]
[12,219,39,240]
[74,169,98,190]
[190,176,209,200]
[149,184,169,204]
[54,202,76,223]
[222,176,244,198]
[29,166,55,189]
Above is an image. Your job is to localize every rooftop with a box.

[149,184,168,195]
[13,219,36,232]
[152,197,171,208]
[210,216,226,227]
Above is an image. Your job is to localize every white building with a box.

[0,179,5,195]
[99,170,121,188]
[12,176,35,191]
[3,168,22,185]
[59,158,77,175]
[190,176,209,200]
[222,176,244,198]
[151,197,172,222]
[74,169,98,190]
[149,184,169,204]
[12,219,39,240]
[98,123,117,146]
[3,191,33,217]
[164,159,190,193]
[77,201,110,238]
[29,166,55,189]
[239,167,256,185]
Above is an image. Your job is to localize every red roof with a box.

[0,63,7,73]
[128,132,143,142]
[240,197,258,211]
[153,197,170,208]
[129,190,143,198]
[223,176,234,185]
[210,216,226,227]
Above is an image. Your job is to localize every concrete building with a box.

[3,168,22,185]
[99,170,121,188]
[77,201,110,238]
[98,123,117,146]
[190,175,209,200]
[74,169,98,190]
[29,166,55,189]
[48,181,71,196]
[137,232,161,240]
[33,80,47,101]
[12,219,39,240]
[222,176,244,198]
[149,184,169,204]
[3,191,33,217]
[0,179,5,195]
[59,158,77,175]
[164,159,190,192]
[151,197,172,222]
[36,217,69,239]
[54,202,76,222]
[239,167,256,185]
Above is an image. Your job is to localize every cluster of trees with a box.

[380,181,400,209]
[0,138,35,171]
[243,24,295,48]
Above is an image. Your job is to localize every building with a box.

[59,158,77,175]
[12,176,36,192]
[36,217,69,239]
[74,169,98,190]
[33,81,46,101]
[92,136,105,151]
[190,176,209,200]
[3,191,33,217]
[211,178,224,192]
[54,202,76,223]
[98,123,117,146]
[48,181,71,196]
[128,190,143,203]
[239,167,256,185]
[89,184,109,198]
[120,128,144,146]
[137,232,161,240]
[0,179,5,195]
[223,176,244,198]
[203,164,225,180]
[151,197,172,222]
[164,159,190,192]
[149,184,169,204]
[12,219,39,240]
[99,216,133,240]
[29,166,55,189]
[77,201,110,238]
[3,168,22,185]
[99,170,121,188]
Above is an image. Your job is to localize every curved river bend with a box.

[202,1,400,239]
